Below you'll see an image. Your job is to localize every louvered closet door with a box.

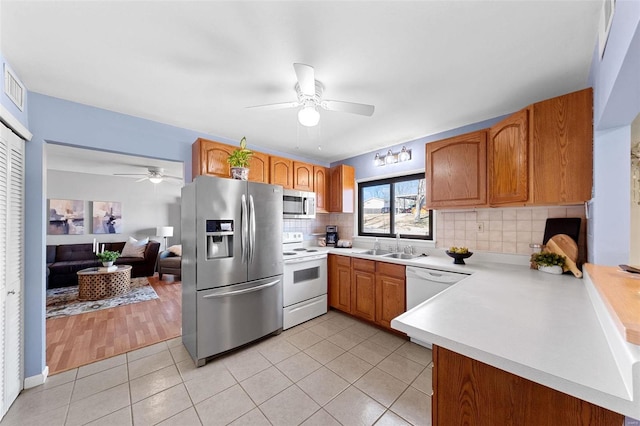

[0,123,24,418]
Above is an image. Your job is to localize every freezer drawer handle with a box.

[202,279,280,299]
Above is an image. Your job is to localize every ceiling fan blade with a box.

[135,177,148,183]
[321,100,375,116]
[113,173,148,177]
[293,63,315,97]
[246,101,300,111]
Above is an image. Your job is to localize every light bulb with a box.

[149,177,163,184]
[374,153,384,166]
[298,106,320,127]
[385,149,396,164]
[398,146,411,162]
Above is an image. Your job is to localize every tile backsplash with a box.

[283,213,354,243]
[435,205,587,261]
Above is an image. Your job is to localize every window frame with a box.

[358,173,433,240]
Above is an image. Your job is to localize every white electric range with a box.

[282,232,328,329]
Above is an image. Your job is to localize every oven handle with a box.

[284,254,328,264]
[202,279,280,299]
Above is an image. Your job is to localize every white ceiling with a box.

[1,1,602,164]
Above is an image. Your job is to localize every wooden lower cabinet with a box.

[433,345,624,426]
[329,254,352,313]
[328,254,406,332]
[351,259,376,322]
[375,262,406,329]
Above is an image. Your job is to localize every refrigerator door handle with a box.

[202,279,280,299]
[249,194,256,263]
[241,194,248,263]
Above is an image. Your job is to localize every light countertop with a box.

[372,252,640,419]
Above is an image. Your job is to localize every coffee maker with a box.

[326,225,339,246]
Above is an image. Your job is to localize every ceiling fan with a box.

[114,167,182,184]
[247,63,375,127]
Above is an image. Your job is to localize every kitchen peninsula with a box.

[386,255,639,424]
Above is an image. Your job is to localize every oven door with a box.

[283,254,327,306]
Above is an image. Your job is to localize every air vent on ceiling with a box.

[4,64,25,111]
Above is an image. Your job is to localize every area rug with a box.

[46,277,159,319]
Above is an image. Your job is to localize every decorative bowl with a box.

[445,251,473,265]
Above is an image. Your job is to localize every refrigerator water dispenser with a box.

[205,220,233,259]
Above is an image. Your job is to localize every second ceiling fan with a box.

[247,63,375,127]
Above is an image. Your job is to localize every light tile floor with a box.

[2,310,433,426]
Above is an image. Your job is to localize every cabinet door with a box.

[248,151,270,183]
[192,138,232,179]
[328,255,351,313]
[375,262,406,329]
[351,268,376,322]
[329,164,355,213]
[425,130,487,208]
[293,162,314,191]
[314,166,329,213]
[433,346,624,426]
[530,88,593,204]
[488,108,529,205]
[270,156,293,189]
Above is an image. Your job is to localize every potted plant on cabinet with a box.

[530,252,566,275]
[96,250,120,267]
[227,136,253,180]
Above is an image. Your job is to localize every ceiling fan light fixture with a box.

[149,176,163,184]
[298,106,320,127]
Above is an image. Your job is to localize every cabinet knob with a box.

[7,290,15,295]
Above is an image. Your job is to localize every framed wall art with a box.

[48,199,84,235]
[92,201,123,234]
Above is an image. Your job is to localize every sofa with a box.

[158,249,181,280]
[46,241,160,289]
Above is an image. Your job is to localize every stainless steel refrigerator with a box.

[182,175,283,366]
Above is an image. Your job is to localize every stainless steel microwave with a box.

[283,189,316,219]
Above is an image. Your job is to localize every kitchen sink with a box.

[358,249,393,256]
[382,252,422,259]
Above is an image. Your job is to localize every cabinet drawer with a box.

[332,255,351,268]
[353,258,375,272]
[377,262,405,278]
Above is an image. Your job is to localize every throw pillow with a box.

[167,245,182,257]
[120,236,149,258]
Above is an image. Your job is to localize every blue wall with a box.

[587,0,640,264]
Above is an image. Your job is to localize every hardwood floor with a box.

[46,274,182,375]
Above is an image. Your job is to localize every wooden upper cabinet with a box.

[270,156,293,189]
[329,164,355,213]
[425,130,487,208]
[192,138,268,183]
[192,138,233,179]
[247,151,269,183]
[314,166,329,213]
[488,108,530,205]
[293,162,314,191]
[530,88,593,205]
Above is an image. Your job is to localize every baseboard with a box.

[23,366,49,389]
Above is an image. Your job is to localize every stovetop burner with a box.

[306,249,318,252]
[293,248,307,251]
[283,252,297,256]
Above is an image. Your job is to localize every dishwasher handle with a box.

[406,266,467,284]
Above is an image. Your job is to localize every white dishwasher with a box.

[405,266,470,348]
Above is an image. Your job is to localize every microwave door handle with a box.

[249,194,256,263]
[241,194,248,263]
[303,198,308,214]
